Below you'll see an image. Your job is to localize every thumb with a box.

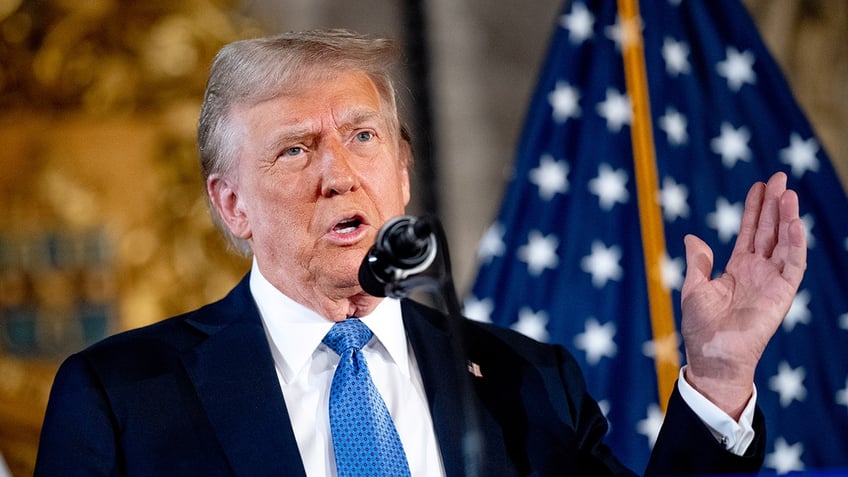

[683,234,714,294]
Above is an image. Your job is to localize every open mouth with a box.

[333,216,364,234]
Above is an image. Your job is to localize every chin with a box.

[324,260,364,289]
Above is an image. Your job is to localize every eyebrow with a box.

[262,124,316,156]
[334,107,386,133]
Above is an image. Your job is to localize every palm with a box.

[679,173,806,416]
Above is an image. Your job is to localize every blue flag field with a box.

[467,0,848,473]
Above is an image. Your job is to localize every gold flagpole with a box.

[616,0,680,412]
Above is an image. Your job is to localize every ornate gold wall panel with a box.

[0,2,257,475]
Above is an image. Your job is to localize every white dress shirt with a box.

[249,259,756,475]
[678,367,757,454]
[250,261,446,477]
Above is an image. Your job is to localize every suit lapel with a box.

[401,301,510,477]
[401,302,465,477]
[181,277,307,477]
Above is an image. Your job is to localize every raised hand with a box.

[680,172,807,419]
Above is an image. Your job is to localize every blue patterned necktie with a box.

[323,318,411,477]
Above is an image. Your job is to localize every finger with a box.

[731,180,766,256]
[752,172,788,257]
[776,189,807,288]
[682,234,714,295]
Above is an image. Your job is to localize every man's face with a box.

[211,70,410,317]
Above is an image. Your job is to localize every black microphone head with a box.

[358,252,388,297]
[358,215,439,298]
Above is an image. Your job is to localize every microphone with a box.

[358,214,484,475]
[358,215,438,298]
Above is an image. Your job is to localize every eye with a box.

[283,146,303,157]
[355,130,374,142]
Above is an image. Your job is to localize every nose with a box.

[319,139,359,197]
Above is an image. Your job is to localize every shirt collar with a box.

[249,259,410,383]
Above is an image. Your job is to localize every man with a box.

[35,30,807,476]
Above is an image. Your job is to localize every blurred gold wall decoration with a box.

[0,1,260,474]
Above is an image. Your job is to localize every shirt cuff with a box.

[677,366,757,456]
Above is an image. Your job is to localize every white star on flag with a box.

[559,1,594,44]
[660,253,685,291]
[597,400,610,421]
[517,230,559,276]
[800,213,816,249]
[716,46,756,91]
[574,318,618,365]
[769,361,807,408]
[711,122,751,168]
[589,163,629,210]
[780,133,820,178]
[581,240,623,288]
[706,197,743,243]
[782,289,811,332]
[641,332,682,367]
[659,176,690,221]
[512,307,550,342]
[529,154,569,200]
[764,437,805,475]
[636,404,664,449]
[596,88,632,132]
[477,223,506,264]
[604,14,623,49]
[658,107,688,146]
[661,37,690,76]
[463,296,493,323]
[605,13,643,50]
[548,81,581,123]
[836,378,848,410]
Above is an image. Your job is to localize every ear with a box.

[207,174,252,239]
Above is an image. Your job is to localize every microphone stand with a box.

[363,215,483,477]
[426,217,483,477]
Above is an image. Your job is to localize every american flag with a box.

[466,0,848,473]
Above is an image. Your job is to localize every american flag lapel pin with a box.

[466,361,483,378]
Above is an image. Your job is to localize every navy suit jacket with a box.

[35,274,765,476]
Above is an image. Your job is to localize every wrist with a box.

[683,365,754,420]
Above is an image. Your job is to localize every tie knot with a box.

[323,318,373,355]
